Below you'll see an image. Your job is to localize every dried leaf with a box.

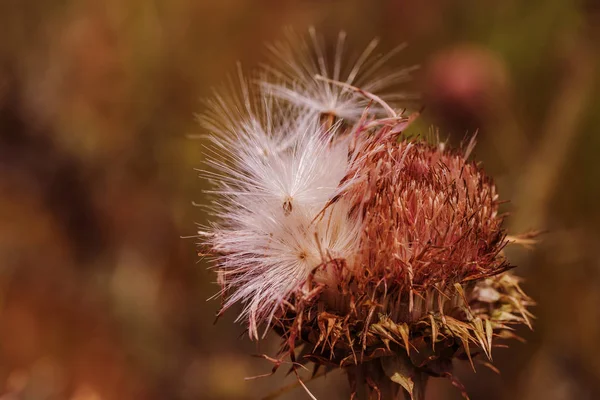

[397,323,411,356]
[485,319,493,360]
[471,318,490,359]
[429,314,438,351]
[381,355,415,399]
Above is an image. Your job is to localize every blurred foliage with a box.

[0,0,599,399]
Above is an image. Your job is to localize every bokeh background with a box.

[0,0,599,399]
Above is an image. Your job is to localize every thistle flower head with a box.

[344,136,510,297]
[198,29,533,400]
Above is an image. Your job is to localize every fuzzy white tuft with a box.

[211,200,361,339]
[200,70,362,337]
[260,27,418,121]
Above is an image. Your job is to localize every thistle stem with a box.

[349,361,428,400]
[412,372,429,400]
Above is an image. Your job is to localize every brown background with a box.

[0,0,599,399]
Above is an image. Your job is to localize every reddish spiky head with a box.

[346,134,511,304]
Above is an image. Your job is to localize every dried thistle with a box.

[198,29,533,400]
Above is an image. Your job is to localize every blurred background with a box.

[0,0,599,399]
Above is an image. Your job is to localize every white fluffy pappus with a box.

[198,67,303,159]
[260,27,419,121]
[211,200,361,339]
[199,75,362,338]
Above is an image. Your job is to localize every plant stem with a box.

[412,372,429,400]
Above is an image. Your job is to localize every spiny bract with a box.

[197,29,533,400]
